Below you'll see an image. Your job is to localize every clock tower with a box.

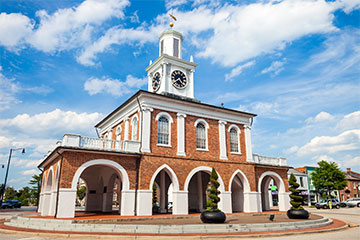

[146,29,197,99]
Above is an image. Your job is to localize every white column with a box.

[218,120,228,160]
[244,125,254,162]
[219,191,232,213]
[136,190,152,216]
[38,192,44,213]
[172,191,188,215]
[121,190,136,216]
[243,192,262,212]
[56,188,76,218]
[278,192,291,211]
[197,172,203,212]
[41,192,51,216]
[269,190,274,208]
[177,113,186,156]
[159,170,166,213]
[48,190,57,216]
[124,117,129,141]
[141,106,153,153]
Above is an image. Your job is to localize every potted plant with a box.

[287,173,309,219]
[200,168,226,223]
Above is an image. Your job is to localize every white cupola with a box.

[146,29,197,99]
[159,30,183,59]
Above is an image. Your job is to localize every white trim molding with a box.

[177,112,186,156]
[184,166,225,192]
[149,164,180,191]
[228,124,241,154]
[194,118,209,151]
[155,111,173,147]
[218,120,228,160]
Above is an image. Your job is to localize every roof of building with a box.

[288,168,307,176]
[344,171,360,181]
[95,90,257,128]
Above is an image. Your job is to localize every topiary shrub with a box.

[289,173,304,210]
[206,168,221,211]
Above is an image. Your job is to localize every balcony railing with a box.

[61,134,140,153]
[253,154,287,167]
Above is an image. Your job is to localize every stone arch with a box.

[71,159,130,191]
[184,166,225,192]
[45,166,54,192]
[149,164,179,191]
[258,171,286,211]
[229,169,251,192]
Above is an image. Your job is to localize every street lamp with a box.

[0,148,25,202]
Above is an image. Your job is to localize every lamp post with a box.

[1,148,25,202]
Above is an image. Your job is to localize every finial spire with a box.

[169,13,177,28]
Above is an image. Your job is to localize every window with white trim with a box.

[230,128,239,152]
[115,126,122,141]
[157,116,169,145]
[196,123,206,149]
[131,117,138,140]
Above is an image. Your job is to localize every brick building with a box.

[38,29,291,218]
[339,168,360,201]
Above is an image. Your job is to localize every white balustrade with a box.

[59,134,140,153]
[253,154,287,167]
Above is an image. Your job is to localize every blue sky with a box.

[0,0,359,190]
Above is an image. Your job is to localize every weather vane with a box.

[169,13,177,28]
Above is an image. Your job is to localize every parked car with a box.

[346,198,360,207]
[1,200,22,209]
[315,199,340,209]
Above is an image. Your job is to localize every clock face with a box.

[171,70,187,89]
[152,72,161,91]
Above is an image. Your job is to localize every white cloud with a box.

[337,0,360,13]
[283,145,299,154]
[0,13,34,50]
[343,155,360,167]
[225,61,255,82]
[0,67,21,111]
[0,109,103,138]
[84,75,146,96]
[23,169,39,175]
[306,112,335,123]
[312,155,336,163]
[194,0,337,66]
[337,111,360,131]
[29,0,130,52]
[261,58,286,75]
[77,26,160,66]
[298,129,360,156]
[165,0,187,9]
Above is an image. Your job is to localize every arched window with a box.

[131,117,138,140]
[158,116,169,145]
[196,123,206,149]
[230,128,239,152]
[115,126,122,141]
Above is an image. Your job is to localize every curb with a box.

[0,218,349,239]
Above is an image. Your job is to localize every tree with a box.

[77,186,86,202]
[311,161,347,198]
[17,187,31,206]
[206,168,221,212]
[4,186,17,200]
[288,173,303,210]
[29,174,42,206]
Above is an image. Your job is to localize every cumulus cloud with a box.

[0,109,103,138]
[297,129,360,156]
[84,75,146,96]
[225,61,255,82]
[283,145,299,155]
[165,0,187,9]
[306,112,335,123]
[0,13,34,50]
[337,111,360,131]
